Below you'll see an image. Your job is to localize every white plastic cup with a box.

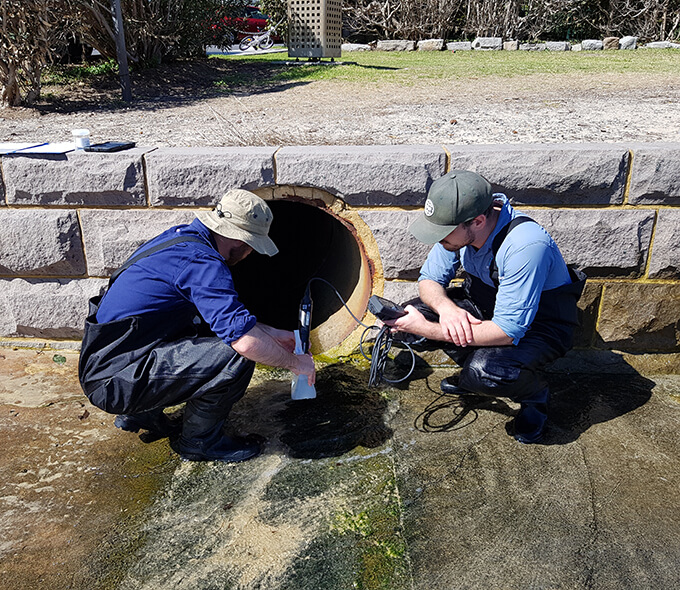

[72,129,90,150]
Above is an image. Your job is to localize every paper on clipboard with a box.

[0,142,46,154]
[15,142,75,154]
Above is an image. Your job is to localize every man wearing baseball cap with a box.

[386,171,585,444]
[79,189,315,462]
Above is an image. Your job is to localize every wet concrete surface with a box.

[1,346,679,589]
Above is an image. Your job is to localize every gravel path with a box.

[2,67,679,147]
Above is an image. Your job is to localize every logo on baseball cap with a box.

[409,170,493,244]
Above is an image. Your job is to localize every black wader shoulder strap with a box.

[108,236,208,288]
[489,216,535,286]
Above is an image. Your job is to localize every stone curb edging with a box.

[350,36,679,52]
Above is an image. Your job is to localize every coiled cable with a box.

[306,278,416,386]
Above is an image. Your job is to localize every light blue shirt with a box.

[418,195,571,344]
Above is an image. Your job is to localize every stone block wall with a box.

[1,143,679,362]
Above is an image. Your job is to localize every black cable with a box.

[307,277,372,329]
[304,277,416,386]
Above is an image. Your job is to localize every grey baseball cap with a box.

[409,170,494,244]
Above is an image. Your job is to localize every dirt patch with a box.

[2,58,679,147]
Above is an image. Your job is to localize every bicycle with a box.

[238,19,284,51]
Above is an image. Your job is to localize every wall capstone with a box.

[2,149,149,206]
[275,145,447,205]
[628,144,680,205]
[144,147,277,207]
[445,144,629,205]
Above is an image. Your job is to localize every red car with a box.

[225,6,281,42]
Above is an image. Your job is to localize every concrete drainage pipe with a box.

[229,196,379,354]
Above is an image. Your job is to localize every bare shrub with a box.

[0,0,70,105]
[72,0,249,64]
[343,0,680,42]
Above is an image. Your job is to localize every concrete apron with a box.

[1,347,680,589]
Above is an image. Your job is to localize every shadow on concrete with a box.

[398,350,654,446]
[540,367,655,445]
[226,363,394,460]
[276,364,394,459]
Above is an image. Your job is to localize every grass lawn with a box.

[211,48,680,89]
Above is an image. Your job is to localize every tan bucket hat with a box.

[197,189,278,256]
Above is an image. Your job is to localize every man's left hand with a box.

[386,305,427,335]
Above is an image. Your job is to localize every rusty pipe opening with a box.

[229,199,373,353]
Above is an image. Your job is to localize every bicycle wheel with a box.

[258,36,274,50]
[239,36,254,51]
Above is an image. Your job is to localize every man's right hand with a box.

[437,304,482,347]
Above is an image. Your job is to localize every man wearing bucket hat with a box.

[386,171,585,444]
[79,189,315,462]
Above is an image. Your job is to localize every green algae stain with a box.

[329,476,410,590]
[331,509,373,537]
[72,439,179,590]
[259,449,411,590]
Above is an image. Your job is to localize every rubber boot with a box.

[440,376,492,397]
[512,387,550,444]
[114,408,182,440]
[177,406,261,463]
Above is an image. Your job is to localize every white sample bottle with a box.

[291,330,316,400]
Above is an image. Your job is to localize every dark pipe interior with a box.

[230,200,362,332]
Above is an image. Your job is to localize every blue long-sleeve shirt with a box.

[96,218,257,344]
[418,195,571,344]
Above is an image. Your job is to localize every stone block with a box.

[383,281,419,305]
[145,147,277,207]
[603,37,620,50]
[597,283,680,352]
[628,144,680,204]
[0,210,85,277]
[1,149,149,206]
[527,209,654,278]
[573,282,603,348]
[376,40,415,51]
[503,41,518,51]
[582,39,603,50]
[472,37,503,50]
[341,43,371,52]
[643,41,673,49]
[444,144,629,205]
[546,42,571,51]
[357,211,431,280]
[619,36,638,49]
[417,39,444,51]
[571,44,582,52]
[79,210,196,276]
[0,278,106,338]
[519,43,546,51]
[447,42,472,51]
[648,210,680,279]
[275,145,447,206]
